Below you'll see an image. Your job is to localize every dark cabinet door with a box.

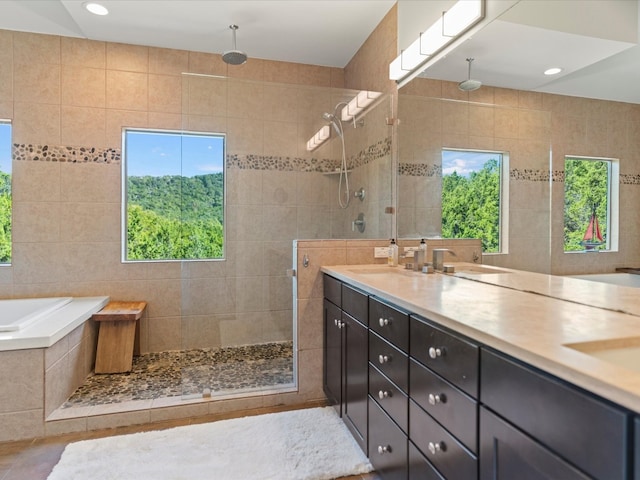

[480,407,591,480]
[323,299,343,414]
[369,396,408,480]
[344,312,368,453]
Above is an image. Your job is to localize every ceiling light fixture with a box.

[389,0,485,83]
[544,67,563,76]
[306,125,331,152]
[84,2,109,15]
[340,90,382,122]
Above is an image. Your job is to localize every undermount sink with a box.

[454,265,511,275]
[565,337,640,374]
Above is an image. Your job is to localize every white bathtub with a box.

[0,296,110,351]
[569,273,640,288]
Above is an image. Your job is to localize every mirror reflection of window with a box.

[564,156,618,253]
[441,149,508,253]
[0,121,11,265]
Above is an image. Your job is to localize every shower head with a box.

[222,25,248,65]
[458,58,482,92]
[323,112,343,137]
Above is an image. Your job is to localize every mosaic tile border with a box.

[14,138,392,173]
[399,165,640,185]
[14,144,120,164]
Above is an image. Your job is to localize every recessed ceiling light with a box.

[84,2,109,15]
[544,67,563,76]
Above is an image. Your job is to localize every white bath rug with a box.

[47,407,373,480]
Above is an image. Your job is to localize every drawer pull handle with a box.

[377,445,391,455]
[378,354,390,364]
[336,320,345,329]
[428,441,446,455]
[379,317,390,327]
[428,346,444,359]
[378,390,392,400]
[428,393,446,405]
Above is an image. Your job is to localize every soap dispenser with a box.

[415,238,426,268]
[388,239,398,267]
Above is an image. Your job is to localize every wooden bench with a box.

[93,301,147,374]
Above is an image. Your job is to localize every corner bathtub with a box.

[0,296,110,351]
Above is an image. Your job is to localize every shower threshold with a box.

[49,342,294,420]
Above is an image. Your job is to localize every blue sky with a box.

[442,150,499,177]
[125,130,224,177]
[0,123,10,174]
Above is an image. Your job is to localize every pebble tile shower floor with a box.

[61,342,294,409]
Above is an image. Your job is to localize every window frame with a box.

[563,155,619,253]
[441,148,509,255]
[121,127,226,263]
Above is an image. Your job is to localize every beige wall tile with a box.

[0,410,44,442]
[106,43,148,72]
[148,112,182,130]
[188,51,227,76]
[0,349,43,413]
[106,109,148,147]
[0,58,12,102]
[227,81,264,119]
[11,202,60,243]
[12,160,60,202]
[11,242,64,285]
[219,312,262,346]
[13,31,59,64]
[227,57,265,81]
[182,314,222,349]
[14,62,60,105]
[226,117,264,155]
[59,202,120,243]
[61,105,106,147]
[149,74,182,113]
[184,75,227,116]
[13,102,60,145]
[149,47,189,75]
[106,70,148,111]
[264,120,297,157]
[61,37,106,68]
[60,162,120,203]
[61,65,106,107]
[147,316,182,352]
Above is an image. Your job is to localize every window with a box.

[123,129,225,262]
[441,149,508,253]
[564,156,618,252]
[0,121,10,264]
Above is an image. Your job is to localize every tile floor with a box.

[62,341,294,409]
[0,404,381,480]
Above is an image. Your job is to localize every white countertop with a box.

[321,263,640,413]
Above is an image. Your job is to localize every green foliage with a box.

[126,173,224,261]
[441,158,500,252]
[0,172,11,263]
[564,159,609,251]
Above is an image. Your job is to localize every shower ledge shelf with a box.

[323,169,352,176]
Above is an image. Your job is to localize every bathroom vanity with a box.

[322,264,640,480]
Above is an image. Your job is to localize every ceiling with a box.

[1,0,640,104]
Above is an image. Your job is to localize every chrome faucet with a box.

[432,248,456,271]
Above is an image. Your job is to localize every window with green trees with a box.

[0,122,11,264]
[123,129,225,262]
[564,156,617,252]
[441,149,507,253]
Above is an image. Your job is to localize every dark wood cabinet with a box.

[480,406,591,480]
[481,348,629,480]
[369,397,408,480]
[323,275,369,454]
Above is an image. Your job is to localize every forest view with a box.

[564,158,610,251]
[441,155,501,253]
[126,173,224,260]
[0,171,10,263]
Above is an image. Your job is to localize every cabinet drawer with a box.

[323,274,341,307]
[369,297,409,353]
[410,358,477,453]
[481,349,629,480]
[409,441,445,480]
[370,331,408,393]
[369,364,408,434]
[369,396,408,480]
[410,315,479,397]
[342,283,368,325]
[410,399,477,480]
